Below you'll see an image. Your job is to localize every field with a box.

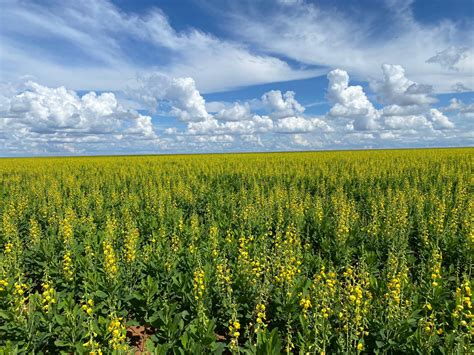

[0,148,472,353]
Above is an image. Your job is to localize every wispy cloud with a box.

[0,0,319,92]
[222,0,474,93]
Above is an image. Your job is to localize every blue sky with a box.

[0,0,473,156]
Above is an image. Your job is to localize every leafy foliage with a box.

[0,149,472,353]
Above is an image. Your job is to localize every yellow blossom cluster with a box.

[228,319,241,349]
[60,215,74,246]
[124,226,139,263]
[41,282,56,313]
[274,227,302,286]
[29,218,41,245]
[209,226,219,258]
[4,242,12,254]
[430,197,446,237]
[312,266,337,322]
[250,259,263,285]
[420,302,438,334]
[452,279,473,331]
[255,303,267,331]
[12,281,28,316]
[0,279,8,292]
[107,315,127,351]
[83,339,102,355]
[384,253,409,320]
[105,215,118,242]
[103,240,119,279]
[193,269,205,301]
[216,261,232,293]
[300,296,312,319]
[81,299,94,316]
[238,236,249,258]
[63,250,74,281]
[2,211,18,240]
[13,282,27,297]
[341,266,371,345]
[430,250,442,288]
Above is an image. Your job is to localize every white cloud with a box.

[0,0,318,93]
[275,116,331,133]
[444,98,474,118]
[370,64,436,106]
[292,134,311,147]
[187,114,274,136]
[426,46,472,71]
[4,81,155,136]
[0,62,466,155]
[326,65,456,135]
[205,101,229,113]
[327,69,379,130]
[193,135,234,143]
[226,0,473,93]
[0,80,157,155]
[379,131,399,140]
[380,108,454,132]
[214,103,252,121]
[261,90,305,118]
[428,108,454,130]
[380,104,426,116]
[130,74,210,122]
[445,98,463,111]
[241,134,263,146]
[383,115,431,130]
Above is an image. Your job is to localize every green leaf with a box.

[95,290,108,298]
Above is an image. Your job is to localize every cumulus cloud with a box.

[428,109,454,130]
[327,69,379,130]
[187,114,274,136]
[379,131,399,140]
[261,90,305,118]
[380,107,455,133]
[0,63,465,155]
[192,135,234,143]
[325,65,456,135]
[130,73,210,122]
[380,104,426,116]
[0,81,157,155]
[371,64,436,106]
[291,134,311,147]
[275,116,331,133]
[363,64,458,132]
[3,81,155,136]
[214,103,252,121]
[383,115,431,130]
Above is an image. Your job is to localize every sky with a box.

[0,0,473,156]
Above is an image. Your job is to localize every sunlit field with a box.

[0,148,472,353]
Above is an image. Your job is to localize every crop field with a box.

[0,148,472,353]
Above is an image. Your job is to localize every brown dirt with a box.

[126,325,155,354]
